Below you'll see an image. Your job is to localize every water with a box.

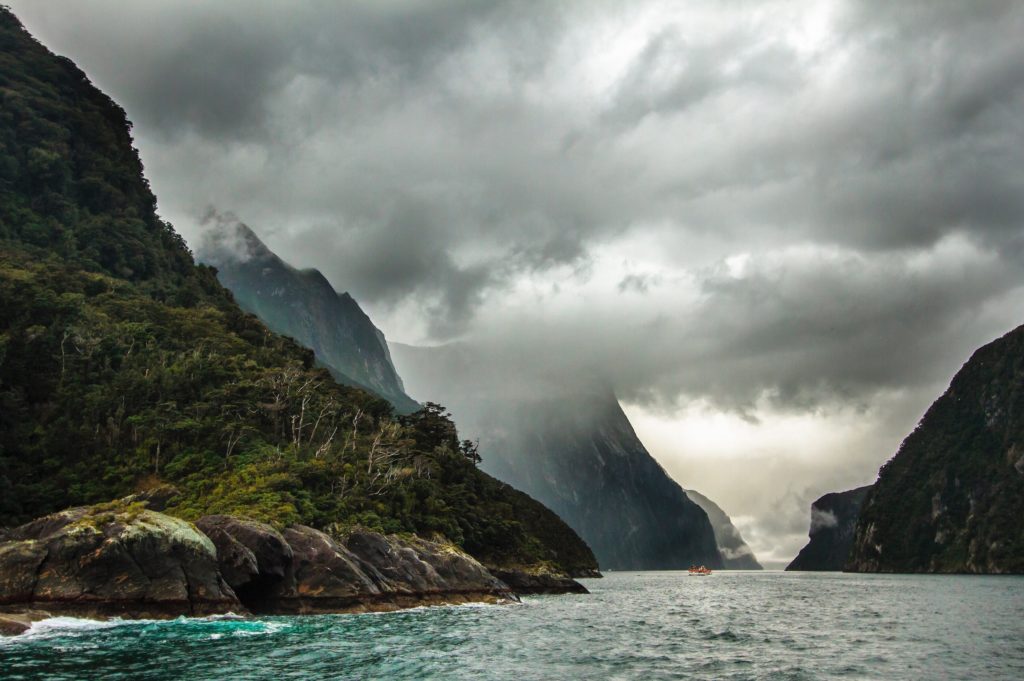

[2,571,1022,680]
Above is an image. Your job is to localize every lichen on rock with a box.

[0,502,240,620]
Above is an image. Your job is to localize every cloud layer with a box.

[11,0,1024,561]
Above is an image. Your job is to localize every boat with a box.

[688,565,713,576]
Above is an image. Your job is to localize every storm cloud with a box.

[11,0,1023,562]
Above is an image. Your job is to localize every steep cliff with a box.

[684,489,762,569]
[847,324,1024,573]
[197,219,419,414]
[392,343,723,570]
[786,485,871,571]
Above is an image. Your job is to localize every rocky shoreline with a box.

[0,493,594,635]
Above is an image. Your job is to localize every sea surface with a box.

[2,571,1022,680]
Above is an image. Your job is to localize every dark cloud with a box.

[471,237,1022,417]
[10,0,1019,346]
[306,197,501,339]
[15,1,520,141]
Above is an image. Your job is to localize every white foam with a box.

[4,604,494,642]
[11,616,138,640]
[351,599,509,618]
[5,612,260,642]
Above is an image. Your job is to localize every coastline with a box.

[0,497,593,637]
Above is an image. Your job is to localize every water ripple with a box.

[2,572,1023,680]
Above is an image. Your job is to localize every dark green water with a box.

[2,571,1022,680]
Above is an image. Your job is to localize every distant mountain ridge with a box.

[391,342,742,571]
[197,220,419,413]
[847,324,1024,573]
[684,489,762,569]
[786,485,872,571]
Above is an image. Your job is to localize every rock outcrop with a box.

[1,495,592,633]
[847,324,1024,573]
[0,610,51,636]
[487,568,589,595]
[200,520,516,614]
[786,485,872,571]
[194,515,293,602]
[0,501,240,619]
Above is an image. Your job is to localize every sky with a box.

[11,0,1024,565]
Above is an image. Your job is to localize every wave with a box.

[351,599,514,618]
[3,616,133,642]
[3,612,273,642]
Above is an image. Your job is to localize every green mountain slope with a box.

[196,219,419,413]
[0,9,596,577]
[848,325,1024,573]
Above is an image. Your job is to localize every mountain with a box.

[684,489,762,569]
[199,222,740,571]
[391,343,724,570]
[786,485,871,571]
[0,8,596,579]
[196,218,419,413]
[848,324,1024,573]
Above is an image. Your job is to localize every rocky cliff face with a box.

[197,220,419,413]
[684,490,762,569]
[1,494,590,631]
[786,485,871,571]
[196,516,516,614]
[847,324,1024,573]
[0,500,238,619]
[391,343,723,570]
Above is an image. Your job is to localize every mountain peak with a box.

[195,220,419,413]
[196,211,276,267]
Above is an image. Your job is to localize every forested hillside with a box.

[848,325,1024,573]
[0,9,596,577]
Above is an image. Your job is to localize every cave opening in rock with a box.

[231,574,283,614]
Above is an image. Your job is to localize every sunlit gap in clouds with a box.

[623,393,913,565]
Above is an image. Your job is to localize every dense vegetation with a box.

[848,325,1024,573]
[0,9,597,576]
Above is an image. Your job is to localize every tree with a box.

[460,438,481,465]
[400,402,459,452]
